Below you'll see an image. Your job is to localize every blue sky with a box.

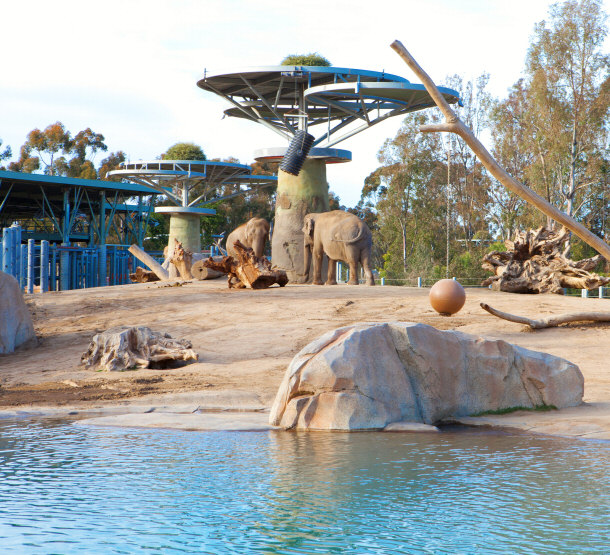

[2,0,607,207]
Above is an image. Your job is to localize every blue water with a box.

[0,416,608,554]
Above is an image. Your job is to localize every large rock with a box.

[270,322,584,430]
[0,271,35,354]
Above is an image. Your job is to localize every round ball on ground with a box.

[429,279,466,315]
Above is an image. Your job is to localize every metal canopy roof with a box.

[197,66,460,148]
[109,160,277,209]
[0,169,158,195]
[0,169,159,221]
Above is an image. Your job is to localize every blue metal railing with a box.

[0,224,162,292]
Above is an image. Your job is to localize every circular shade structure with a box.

[109,160,277,253]
[109,160,276,209]
[197,66,460,282]
[197,66,460,147]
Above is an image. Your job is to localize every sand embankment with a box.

[1,280,608,439]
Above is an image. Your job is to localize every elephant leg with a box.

[347,260,359,285]
[312,248,324,285]
[326,259,337,285]
[361,249,375,286]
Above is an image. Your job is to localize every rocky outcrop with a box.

[0,271,35,354]
[269,322,584,430]
[81,326,198,371]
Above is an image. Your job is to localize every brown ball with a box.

[429,279,466,315]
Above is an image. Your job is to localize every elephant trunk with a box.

[251,235,266,257]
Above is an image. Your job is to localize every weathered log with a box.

[481,226,610,294]
[202,240,288,289]
[390,40,610,263]
[191,259,224,280]
[481,302,610,329]
[129,266,160,283]
[168,239,193,279]
[128,244,170,280]
[81,325,198,371]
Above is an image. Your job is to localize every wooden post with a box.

[390,40,610,263]
[128,244,170,281]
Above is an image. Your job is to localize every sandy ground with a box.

[1,279,608,439]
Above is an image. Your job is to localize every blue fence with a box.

[1,223,158,292]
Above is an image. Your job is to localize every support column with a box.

[167,213,201,253]
[155,207,214,255]
[271,159,329,282]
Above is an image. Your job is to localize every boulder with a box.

[269,322,584,430]
[81,326,198,371]
[0,271,36,354]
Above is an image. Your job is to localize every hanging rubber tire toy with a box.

[280,130,315,176]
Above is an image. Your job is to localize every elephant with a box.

[303,210,375,286]
[226,217,270,258]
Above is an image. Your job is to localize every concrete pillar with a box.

[167,213,201,253]
[271,159,329,282]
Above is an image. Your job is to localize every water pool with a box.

[0,416,608,554]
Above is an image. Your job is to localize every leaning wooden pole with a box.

[390,40,610,262]
[128,244,170,281]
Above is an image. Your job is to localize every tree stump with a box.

[202,240,288,289]
[81,326,198,371]
[481,226,610,294]
[169,239,193,279]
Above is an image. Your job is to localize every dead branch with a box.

[480,302,610,329]
[390,40,610,263]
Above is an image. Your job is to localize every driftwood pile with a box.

[129,240,223,283]
[203,240,288,289]
[482,227,610,294]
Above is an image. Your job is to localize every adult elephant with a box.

[226,217,270,258]
[303,210,374,286]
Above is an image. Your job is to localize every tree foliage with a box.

[162,142,206,161]
[280,53,331,66]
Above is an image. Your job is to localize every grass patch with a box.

[472,404,557,417]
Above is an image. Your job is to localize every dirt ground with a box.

[1,280,609,429]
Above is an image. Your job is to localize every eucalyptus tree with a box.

[443,73,493,244]
[0,139,10,168]
[360,113,447,279]
[526,0,610,221]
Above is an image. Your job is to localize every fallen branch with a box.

[480,302,610,329]
[128,244,170,281]
[390,40,610,263]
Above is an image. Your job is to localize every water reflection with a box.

[0,417,608,554]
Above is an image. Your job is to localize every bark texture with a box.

[481,226,610,294]
[168,239,193,279]
[203,240,288,289]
